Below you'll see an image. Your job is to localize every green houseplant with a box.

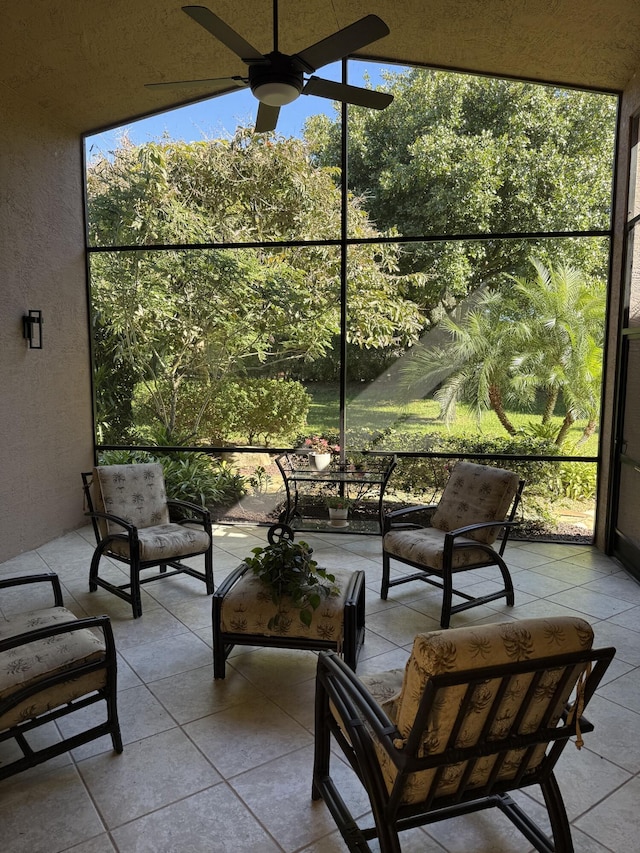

[243,526,339,629]
[325,495,353,527]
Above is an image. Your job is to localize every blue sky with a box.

[85,61,401,158]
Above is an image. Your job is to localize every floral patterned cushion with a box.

[108,522,211,561]
[360,669,404,719]
[220,567,354,644]
[0,607,106,730]
[384,526,495,570]
[94,463,170,537]
[367,617,594,805]
[430,461,521,544]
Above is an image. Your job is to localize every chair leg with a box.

[496,554,515,605]
[440,568,453,629]
[130,565,143,619]
[381,552,391,600]
[541,772,574,852]
[212,594,227,678]
[312,671,331,800]
[89,549,101,592]
[204,543,214,595]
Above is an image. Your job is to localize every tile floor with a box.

[1,524,639,853]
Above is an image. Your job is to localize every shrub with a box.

[553,461,598,500]
[97,447,246,507]
[164,377,311,445]
[387,432,561,498]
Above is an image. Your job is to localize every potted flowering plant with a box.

[325,494,352,527]
[302,435,339,471]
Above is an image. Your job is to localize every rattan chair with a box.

[382,460,524,627]
[0,572,122,780]
[82,462,214,617]
[313,616,615,853]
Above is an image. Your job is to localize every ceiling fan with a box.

[146,3,393,132]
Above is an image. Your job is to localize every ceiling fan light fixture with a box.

[252,80,301,106]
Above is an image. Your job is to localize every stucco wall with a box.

[0,89,94,561]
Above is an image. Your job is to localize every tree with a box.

[401,290,522,434]
[87,130,423,440]
[306,69,616,321]
[402,259,605,445]
[507,259,605,444]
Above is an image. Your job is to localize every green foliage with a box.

[134,377,311,446]
[552,461,598,500]
[248,466,271,495]
[243,537,339,629]
[401,259,606,444]
[87,131,424,444]
[212,379,311,445]
[389,432,561,498]
[308,69,615,319]
[325,495,353,509]
[97,448,246,507]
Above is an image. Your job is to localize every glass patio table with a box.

[275,452,397,534]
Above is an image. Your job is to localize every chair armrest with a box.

[0,614,114,654]
[167,499,211,525]
[84,509,137,536]
[0,573,64,607]
[317,651,402,763]
[446,518,521,540]
[214,563,250,600]
[384,504,437,534]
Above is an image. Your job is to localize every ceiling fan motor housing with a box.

[249,52,304,105]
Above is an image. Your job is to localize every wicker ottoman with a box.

[212,564,365,679]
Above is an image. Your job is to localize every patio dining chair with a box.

[313,616,615,852]
[82,462,214,617]
[382,460,524,627]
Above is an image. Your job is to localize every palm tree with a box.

[402,289,522,434]
[401,258,605,445]
[507,259,605,444]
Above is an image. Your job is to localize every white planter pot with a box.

[309,452,331,471]
[328,507,349,528]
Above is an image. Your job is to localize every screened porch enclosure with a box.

[86,64,617,542]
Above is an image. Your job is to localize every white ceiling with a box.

[4,1,640,134]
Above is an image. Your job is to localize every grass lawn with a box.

[304,382,599,457]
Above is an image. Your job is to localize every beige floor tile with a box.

[0,764,105,853]
[119,631,213,682]
[547,587,636,619]
[184,693,313,778]
[58,683,176,761]
[110,784,281,852]
[63,836,117,853]
[0,528,636,853]
[575,774,640,850]
[230,745,370,852]
[78,728,221,827]
[149,663,255,724]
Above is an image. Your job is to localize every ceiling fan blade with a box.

[302,76,393,110]
[182,5,265,62]
[145,76,247,91]
[294,15,389,72]
[255,103,280,133]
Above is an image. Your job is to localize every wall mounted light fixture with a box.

[23,310,43,349]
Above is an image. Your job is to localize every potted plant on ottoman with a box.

[325,495,352,528]
[243,525,339,629]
